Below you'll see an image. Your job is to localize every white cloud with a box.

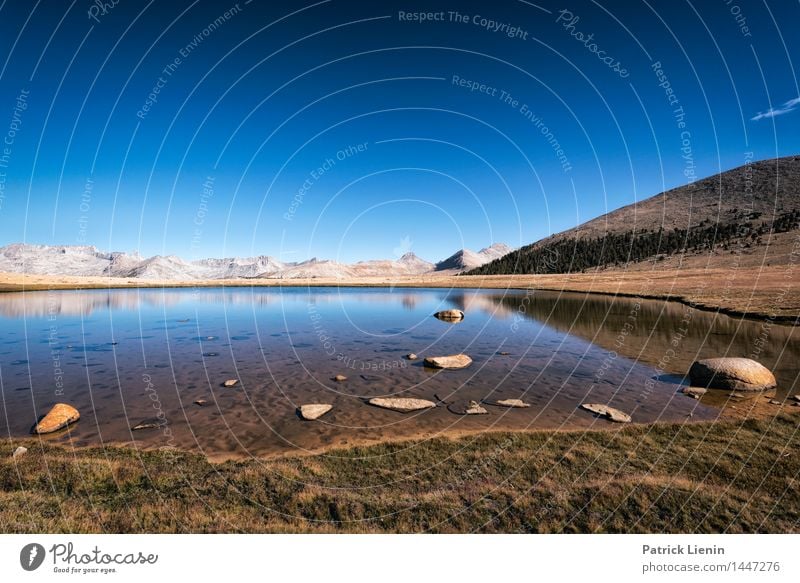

[751,96,800,121]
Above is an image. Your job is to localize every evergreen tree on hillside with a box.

[467,210,800,276]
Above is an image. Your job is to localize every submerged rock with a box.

[405,353,418,360]
[333,374,348,382]
[689,358,776,392]
[681,386,707,399]
[580,403,632,423]
[493,398,531,408]
[194,399,208,406]
[12,446,27,459]
[368,397,436,412]
[32,403,80,434]
[223,379,239,387]
[434,309,464,322]
[132,418,163,431]
[423,354,472,369]
[299,404,333,420]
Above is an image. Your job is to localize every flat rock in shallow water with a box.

[423,354,472,369]
[223,379,239,387]
[132,418,163,431]
[299,404,333,420]
[493,398,531,408]
[333,374,347,382]
[448,400,488,415]
[580,403,632,423]
[368,397,436,412]
[434,309,464,322]
[689,358,776,392]
[682,386,707,398]
[33,403,80,434]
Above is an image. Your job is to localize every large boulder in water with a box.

[32,403,80,434]
[434,309,464,322]
[689,358,776,392]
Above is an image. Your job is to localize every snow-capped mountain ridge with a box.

[0,242,513,280]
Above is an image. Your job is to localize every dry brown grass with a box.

[2,414,799,533]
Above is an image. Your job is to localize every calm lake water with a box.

[0,287,796,458]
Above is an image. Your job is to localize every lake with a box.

[0,287,796,458]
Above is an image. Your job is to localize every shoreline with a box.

[4,412,799,533]
[20,393,789,463]
[1,267,797,325]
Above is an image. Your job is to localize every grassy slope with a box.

[2,414,799,533]
[523,156,800,245]
[468,156,800,276]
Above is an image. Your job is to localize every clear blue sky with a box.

[0,0,798,263]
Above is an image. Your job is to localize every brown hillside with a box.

[538,155,800,245]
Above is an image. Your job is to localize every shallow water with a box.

[0,287,795,458]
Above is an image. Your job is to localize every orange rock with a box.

[33,403,80,434]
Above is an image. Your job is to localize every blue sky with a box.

[0,0,798,263]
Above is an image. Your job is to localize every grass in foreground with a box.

[2,415,799,533]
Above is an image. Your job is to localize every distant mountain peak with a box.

[398,251,422,262]
[479,242,512,254]
[434,243,513,272]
